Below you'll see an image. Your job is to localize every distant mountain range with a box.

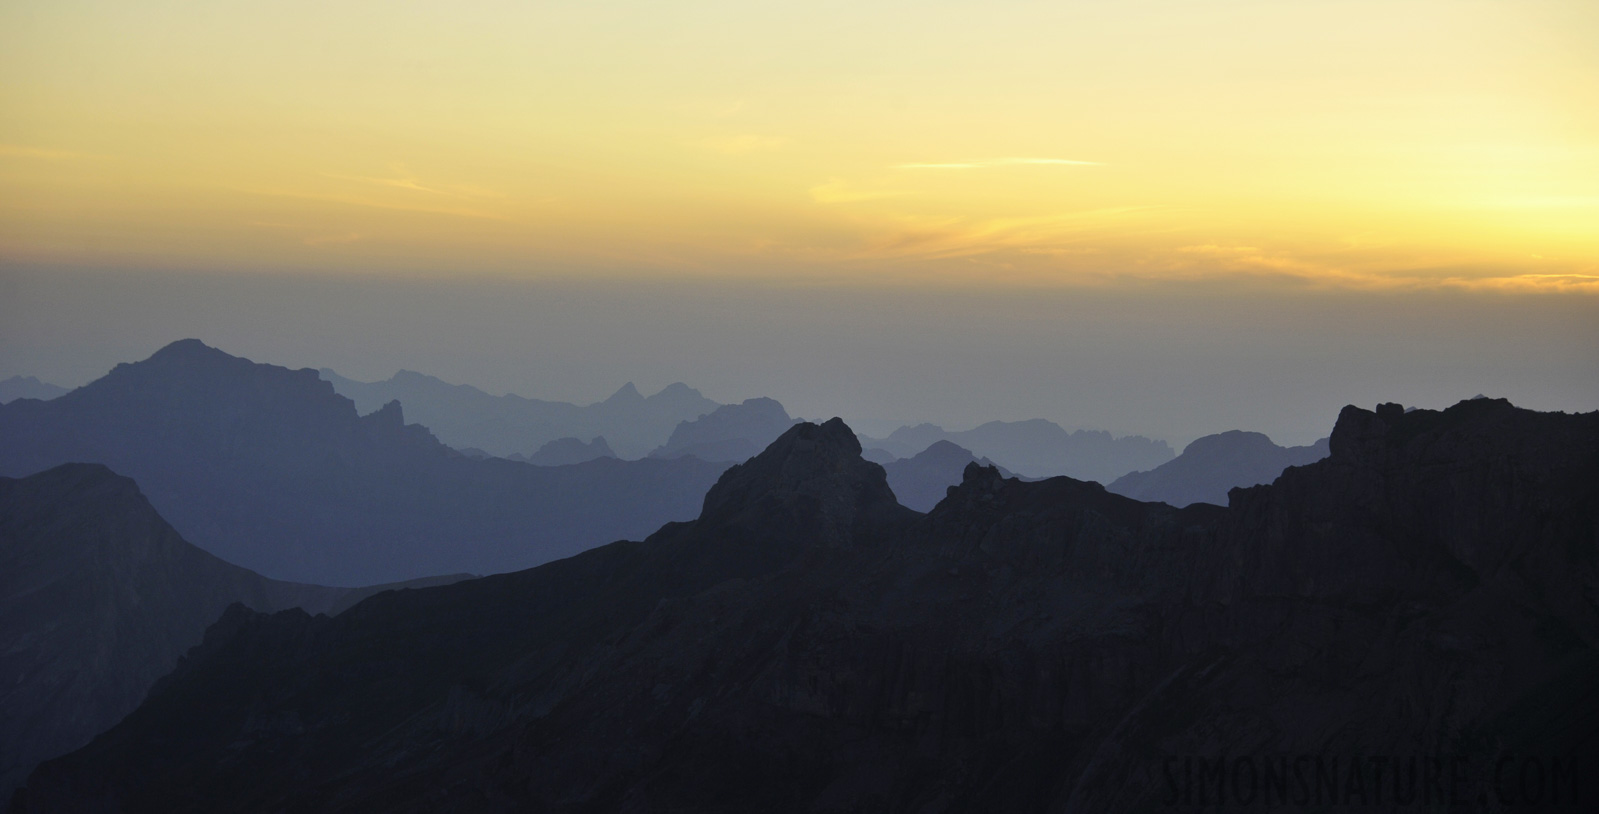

[0,377,67,405]
[319,369,720,459]
[881,439,1021,512]
[19,399,1597,811]
[860,419,1174,483]
[1107,430,1330,507]
[0,463,471,803]
[515,435,617,466]
[648,397,802,463]
[0,340,729,585]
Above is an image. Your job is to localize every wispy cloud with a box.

[895,157,1101,170]
[1450,273,1599,293]
[324,173,507,200]
[327,174,446,195]
[849,207,1154,261]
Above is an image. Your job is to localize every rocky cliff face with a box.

[17,400,1599,812]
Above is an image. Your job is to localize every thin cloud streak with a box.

[896,157,1102,170]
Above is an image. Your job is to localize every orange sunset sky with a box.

[3,0,1597,290]
[2,1,1596,446]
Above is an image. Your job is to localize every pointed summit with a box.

[142,338,240,370]
[696,418,911,548]
[603,382,644,404]
[150,337,223,358]
[362,399,405,430]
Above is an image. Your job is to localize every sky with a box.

[2,0,1596,446]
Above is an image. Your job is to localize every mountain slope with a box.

[17,400,1599,812]
[1106,429,1329,506]
[0,377,68,405]
[15,419,915,812]
[0,340,728,585]
[862,419,1173,482]
[320,369,718,459]
[0,463,467,805]
[880,439,1019,511]
[649,396,802,463]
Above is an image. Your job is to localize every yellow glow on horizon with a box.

[3,0,1597,292]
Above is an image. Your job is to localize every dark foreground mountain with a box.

[0,376,67,405]
[861,419,1173,482]
[18,400,1599,812]
[321,369,718,459]
[881,439,1020,511]
[0,340,728,585]
[0,463,470,806]
[648,396,802,463]
[1107,429,1330,507]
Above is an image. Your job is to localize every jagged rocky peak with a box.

[1328,396,1523,463]
[361,399,406,430]
[940,460,1010,505]
[696,417,909,546]
[960,460,1007,489]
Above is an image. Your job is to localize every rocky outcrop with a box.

[880,438,1019,511]
[17,400,1599,812]
[1107,429,1329,506]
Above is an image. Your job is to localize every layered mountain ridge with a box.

[860,418,1173,483]
[320,368,719,459]
[879,439,1024,511]
[1107,428,1330,506]
[649,396,803,463]
[17,397,1597,812]
[0,377,68,405]
[0,340,727,585]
